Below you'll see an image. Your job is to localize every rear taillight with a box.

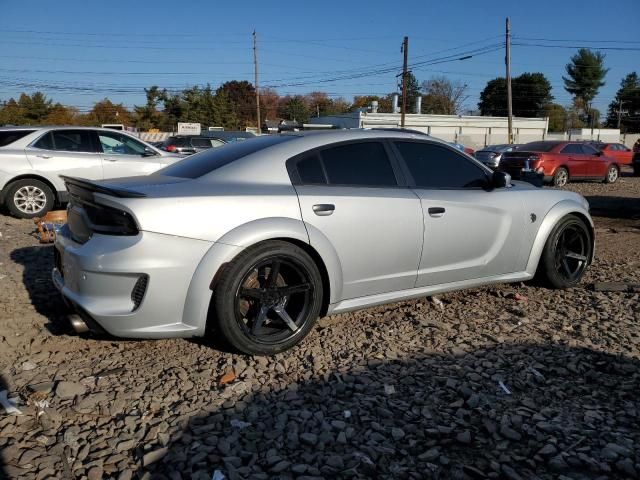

[84,203,138,236]
[165,145,176,152]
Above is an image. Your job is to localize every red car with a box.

[595,142,633,165]
[499,141,620,187]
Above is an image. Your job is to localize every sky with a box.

[1,0,638,118]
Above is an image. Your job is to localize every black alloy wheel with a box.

[214,241,323,355]
[539,215,592,288]
[235,256,312,345]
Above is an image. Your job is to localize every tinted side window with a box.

[49,130,96,153]
[395,141,488,189]
[0,130,36,147]
[560,144,582,154]
[297,154,326,184]
[34,132,54,150]
[581,144,598,155]
[320,142,396,187]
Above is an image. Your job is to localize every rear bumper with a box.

[53,225,216,338]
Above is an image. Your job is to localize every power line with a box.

[512,42,640,51]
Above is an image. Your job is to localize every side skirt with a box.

[327,271,533,315]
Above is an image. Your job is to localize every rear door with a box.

[98,130,164,179]
[292,140,423,300]
[392,140,526,286]
[25,129,104,181]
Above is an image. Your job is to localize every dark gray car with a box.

[475,144,520,169]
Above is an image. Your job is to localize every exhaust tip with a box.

[69,314,89,333]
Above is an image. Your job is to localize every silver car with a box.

[0,126,181,218]
[475,144,521,169]
[53,130,594,355]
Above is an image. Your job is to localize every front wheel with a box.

[538,214,592,289]
[604,165,619,183]
[5,179,55,219]
[552,167,569,187]
[213,240,323,355]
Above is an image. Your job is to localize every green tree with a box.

[563,48,608,126]
[421,76,468,114]
[544,103,567,132]
[405,72,421,112]
[605,72,640,132]
[0,98,26,125]
[17,92,53,124]
[280,96,309,123]
[478,73,554,117]
[133,86,165,130]
[216,80,256,128]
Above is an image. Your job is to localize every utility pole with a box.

[401,36,408,128]
[617,99,626,129]
[253,30,261,133]
[505,18,513,144]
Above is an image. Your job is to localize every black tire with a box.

[5,179,55,219]
[538,214,592,289]
[603,164,619,184]
[213,240,323,355]
[552,167,569,187]
[633,165,639,177]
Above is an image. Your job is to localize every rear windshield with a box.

[158,135,296,179]
[0,130,36,147]
[163,137,190,147]
[520,141,559,152]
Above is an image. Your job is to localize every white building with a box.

[308,112,549,149]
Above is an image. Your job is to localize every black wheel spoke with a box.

[252,304,269,334]
[240,288,265,301]
[277,282,311,296]
[267,260,281,287]
[273,304,299,332]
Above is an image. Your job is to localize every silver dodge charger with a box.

[53,130,594,355]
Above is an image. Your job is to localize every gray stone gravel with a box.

[0,176,639,479]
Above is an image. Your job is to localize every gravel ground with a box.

[0,174,639,480]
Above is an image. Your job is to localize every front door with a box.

[291,141,423,300]
[25,129,104,183]
[97,130,164,179]
[559,143,588,177]
[391,140,526,286]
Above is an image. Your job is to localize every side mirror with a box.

[595,150,603,156]
[143,146,157,157]
[492,170,511,188]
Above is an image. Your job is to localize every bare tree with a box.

[421,76,468,115]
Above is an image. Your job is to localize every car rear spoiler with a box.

[61,176,147,199]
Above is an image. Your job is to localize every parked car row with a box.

[498,141,620,187]
[158,131,256,155]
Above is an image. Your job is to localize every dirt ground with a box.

[0,172,638,480]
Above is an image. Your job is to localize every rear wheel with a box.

[604,165,619,184]
[552,167,569,187]
[538,214,592,289]
[5,179,55,219]
[213,240,323,355]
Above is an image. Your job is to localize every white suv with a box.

[0,126,182,218]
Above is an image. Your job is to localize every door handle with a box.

[36,154,52,159]
[104,157,118,162]
[312,204,335,216]
[428,207,446,217]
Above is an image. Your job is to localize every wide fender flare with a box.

[525,199,594,275]
[181,217,344,332]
